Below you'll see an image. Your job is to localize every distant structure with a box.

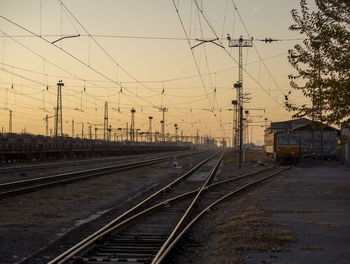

[265,118,339,153]
[130,108,136,142]
[55,80,64,137]
[9,110,12,133]
[148,116,153,142]
[160,107,167,142]
[104,102,108,141]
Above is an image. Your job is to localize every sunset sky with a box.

[0,0,316,144]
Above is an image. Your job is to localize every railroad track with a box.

[0,151,203,199]
[0,150,194,174]
[47,153,289,264]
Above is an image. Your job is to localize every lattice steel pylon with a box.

[130,108,136,142]
[9,110,12,133]
[104,102,108,141]
[159,107,167,142]
[227,35,253,150]
[55,80,64,137]
[148,116,153,142]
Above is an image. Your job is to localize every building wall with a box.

[340,124,350,164]
[296,130,338,153]
[340,142,350,164]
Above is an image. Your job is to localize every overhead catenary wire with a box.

[171,0,213,111]
[0,15,156,110]
[172,0,229,138]
[0,51,288,86]
[0,2,292,139]
[191,1,286,108]
[0,34,305,42]
[57,0,159,96]
[230,0,289,98]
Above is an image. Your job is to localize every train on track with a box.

[265,131,301,163]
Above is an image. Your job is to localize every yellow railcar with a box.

[265,132,301,163]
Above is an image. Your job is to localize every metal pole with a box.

[149,116,153,142]
[131,108,136,142]
[9,110,12,133]
[126,122,128,141]
[162,109,165,142]
[72,119,74,138]
[55,80,64,137]
[45,115,49,136]
[228,36,252,150]
[104,102,108,141]
[239,106,243,169]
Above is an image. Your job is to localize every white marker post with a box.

[173,156,178,168]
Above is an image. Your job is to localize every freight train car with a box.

[265,131,301,163]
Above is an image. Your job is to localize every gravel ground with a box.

[3,150,348,264]
[0,151,212,264]
[171,160,350,264]
[0,150,192,183]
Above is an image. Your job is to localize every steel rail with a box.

[154,167,290,264]
[51,156,273,264]
[47,151,221,264]
[0,152,199,199]
[0,150,195,173]
[151,152,224,264]
[65,165,277,264]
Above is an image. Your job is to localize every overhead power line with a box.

[57,0,159,96]
[0,14,156,109]
[0,34,305,42]
[230,0,288,100]
[191,1,286,108]
[171,0,213,111]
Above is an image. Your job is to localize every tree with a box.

[286,0,350,126]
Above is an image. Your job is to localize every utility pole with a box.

[55,80,64,137]
[89,124,92,140]
[174,124,178,142]
[72,119,74,138]
[231,101,237,148]
[228,35,252,168]
[45,114,49,136]
[148,116,153,142]
[126,123,128,141]
[104,101,108,141]
[239,106,243,169]
[130,108,136,142]
[159,107,167,142]
[9,109,12,133]
[228,36,252,147]
[108,125,112,141]
[244,110,249,144]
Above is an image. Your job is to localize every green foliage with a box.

[287,0,350,125]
